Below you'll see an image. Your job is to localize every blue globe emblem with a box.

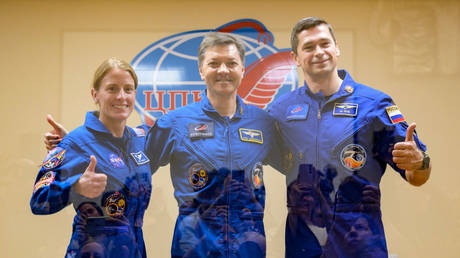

[131,19,298,125]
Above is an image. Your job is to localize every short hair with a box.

[198,32,245,67]
[290,17,337,55]
[92,57,138,90]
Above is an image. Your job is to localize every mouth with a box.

[312,59,329,65]
[112,104,129,109]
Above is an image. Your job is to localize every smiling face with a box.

[91,68,136,126]
[293,24,340,79]
[199,44,245,98]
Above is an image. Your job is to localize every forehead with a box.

[203,43,242,61]
[297,24,334,44]
[101,68,134,83]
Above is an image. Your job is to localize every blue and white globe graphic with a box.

[131,19,298,125]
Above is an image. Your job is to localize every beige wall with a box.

[1,0,458,257]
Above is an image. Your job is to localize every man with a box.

[269,17,432,257]
[45,32,283,257]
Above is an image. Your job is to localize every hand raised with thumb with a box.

[74,156,107,199]
[44,114,69,151]
[392,123,424,171]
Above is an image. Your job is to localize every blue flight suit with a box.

[269,70,427,258]
[146,94,283,258]
[30,112,152,258]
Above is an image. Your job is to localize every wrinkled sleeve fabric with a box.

[30,137,88,214]
[145,114,176,174]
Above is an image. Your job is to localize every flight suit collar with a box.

[301,69,356,103]
[200,91,245,119]
[84,111,131,139]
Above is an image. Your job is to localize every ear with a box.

[335,43,340,57]
[91,88,99,104]
[290,51,301,67]
[199,65,206,81]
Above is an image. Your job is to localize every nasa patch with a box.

[340,144,367,171]
[188,122,214,139]
[239,128,263,144]
[42,147,66,170]
[33,171,56,193]
[109,154,125,168]
[188,163,208,190]
[286,104,309,120]
[251,162,264,189]
[105,192,126,217]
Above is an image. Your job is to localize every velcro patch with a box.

[33,171,56,193]
[42,147,66,170]
[386,105,405,124]
[130,151,150,165]
[286,104,309,120]
[333,103,358,117]
[239,128,263,144]
[188,122,214,139]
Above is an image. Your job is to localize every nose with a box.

[116,89,127,99]
[217,63,229,73]
[314,45,325,56]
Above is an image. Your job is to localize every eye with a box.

[227,61,238,68]
[303,45,314,51]
[208,61,219,68]
[125,86,135,93]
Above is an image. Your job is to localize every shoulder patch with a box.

[239,128,263,144]
[42,147,66,170]
[33,171,56,193]
[385,105,405,124]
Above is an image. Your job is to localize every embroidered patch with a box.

[133,128,145,137]
[251,162,264,189]
[188,163,208,190]
[286,104,309,120]
[109,154,125,168]
[130,151,150,165]
[386,105,405,124]
[42,147,66,170]
[333,103,358,117]
[340,144,367,171]
[105,192,126,217]
[33,171,56,193]
[188,122,214,139]
[239,128,263,144]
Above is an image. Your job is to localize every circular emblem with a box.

[251,162,264,189]
[109,154,125,168]
[340,144,367,171]
[188,163,208,190]
[105,192,126,217]
[33,171,56,193]
[42,147,66,170]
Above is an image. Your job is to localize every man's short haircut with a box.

[198,32,246,67]
[290,17,336,55]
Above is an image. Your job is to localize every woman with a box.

[30,58,152,258]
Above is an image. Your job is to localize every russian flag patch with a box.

[385,105,405,124]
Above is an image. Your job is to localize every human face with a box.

[199,44,244,98]
[345,217,373,245]
[293,24,340,79]
[91,68,136,125]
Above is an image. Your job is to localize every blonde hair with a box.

[92,57,138,90]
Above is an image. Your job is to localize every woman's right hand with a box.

[74,155,107,199]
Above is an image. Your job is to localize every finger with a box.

[47,114,69,136]
[392,149,408,157]
[405,122,416,142]
[86,155,97,173]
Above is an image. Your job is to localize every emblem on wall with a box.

[131,19,299,125]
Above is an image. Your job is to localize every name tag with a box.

[333,103,358,117]
[188,122,214,139]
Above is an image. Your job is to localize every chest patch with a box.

[188,163,208,190]
[188,122,214,139]
[105,192,126,217]
[385,105,405,124]
[239,128,263,144]
[286,104,309,120]
[340,144,367,171]
[333,103,358,117]
[251,162,264,189]
[109,154,125,168]
[130,151,150,165]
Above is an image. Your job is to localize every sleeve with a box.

[372,94,427,179]
[30,138,88,215]
[264,119,289,175]
[145,114,176,174]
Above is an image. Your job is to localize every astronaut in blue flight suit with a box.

[145,32,283,257]
[269,17,432,258]
[31,58,152,258]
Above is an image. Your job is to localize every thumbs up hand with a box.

[44,114,69,151]
[74,156,107,199]
[392,123,424,171]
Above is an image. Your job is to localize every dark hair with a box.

[198,32,245,67]
[290,17,336,55]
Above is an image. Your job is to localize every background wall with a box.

[0,0,458,257]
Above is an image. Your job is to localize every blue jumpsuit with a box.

[146,94,283,258]
[269,70,427,258]
[30,112,152,258]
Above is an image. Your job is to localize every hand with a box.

[44,114,69,151]
[392,123,424,171]
[74,156,107,199]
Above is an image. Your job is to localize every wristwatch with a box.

[420,151,430,170]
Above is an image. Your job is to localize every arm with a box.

[145,114,176,173]
[392,123,431,186]
[44,114,68,151]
